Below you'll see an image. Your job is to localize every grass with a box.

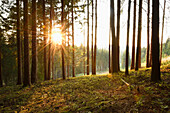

[0,63,169,113]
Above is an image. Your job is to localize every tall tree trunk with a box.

[87,0,90,75]
[84,23,86,75]
[91,0,94,75]
[160,0,166,66]
[111,0,118,73]
[131,0,136,69]
[135,0,142,71]
[94,0,97,74]
[117,0,120,71]
[146,0,150,67]
[31,0,37,84]
[52,47,55,80]
[0,31,2,87]
[17,0,22,85]
[43,0,47,80]
[151,0,161,82]
[23,0,31,86]
[72,0,75,77]
[125,0,131,75]
[62,0,66,79]
[109,28,111,73]
[48,0,53,80]
[67,13,70,78]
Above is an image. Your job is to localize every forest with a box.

[0,0,170,112]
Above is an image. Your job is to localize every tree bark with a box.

[125,0,131,75]
[109,28,111,73]
[31,0,37,84]
[17,0,22,85]
[151,0,161,82]
[72,0,75,77]
[160,0,166,66]
[146,0,150,68]
[131,0,136,70]
[94,0,97,74]
[135,0,142,71]
[91,0,94,75]
[0,30,2,87]
[43,0,47,80]
[117,0,120,71]
[67,13,70,78]
[23,0,31,86]
[87,0,90,75]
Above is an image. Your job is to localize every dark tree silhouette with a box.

[135,0,142,71]
[87,0,90,75]
[67,12,70,78]
[94,0,97,74]
[31,0,37,84]
[117,0,120,71]
[109,28,111,73]
[151,0,161,82]
[91,0,94,75]
[146,0,150,68]
[125,0,131,75]
[131,0,136,69]
[72,0,75,77]
[43,0,47,80]
[23,0,31,86]
[0,29,2,87]
[17,0,22,85]
[61,0,66,79]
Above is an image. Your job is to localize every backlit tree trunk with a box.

[135,0,142,71]
[17,0,22,85]
[31,0,37,84]
[23,0,31,86]
[87,0,90,75]
[94,0,97,74]
[72,0,75,77]
[117,0,120,71]
[91,0,94,74]
[151,0,161,82]
[125,0,131,75]
[0,30,2,87]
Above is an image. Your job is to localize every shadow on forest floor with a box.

[0,63,169,113]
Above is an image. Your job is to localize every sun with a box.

[51,27,62,45]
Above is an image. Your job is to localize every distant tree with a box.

[23,0,31,86]
[91,0,94,75]
[16,0,22,85]
[131,0,136,69]
[43,0,47,80]
[94,0,97,74]
[111,0,118,73]
[72,0,75,77]
[125,0,131,75]
[31,0,37,84]
[117,0,120,71]
[160,0,166,66]
[62,0,66,79]
[146,0,150,67]
[151,0,161,82]
[135,0,142,71]
[87,0,90,75]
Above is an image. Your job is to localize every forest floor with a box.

[0,62,169,113]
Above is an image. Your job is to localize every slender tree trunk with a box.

[23,0,31,86]
[146,0,150,67]
[111,0,118,73]
[67,13,70,78]
[87,0,90,75]
[109,28,111,73]
[117,0,120,71]
[84,19,86,75]
[17,0,22,85]
[52,47,55,80]
[91,0,94,75]
[43,0,47,80]
[72,0,75,77]
[160,0,166,66]
[62,0,66,79]
[125,0,131,75]
[48,0,53,80]
[135,0,142,71]
[94,0,97,74]
[151,0,161,82]
[131,0,136,69]
[31,0,37,84]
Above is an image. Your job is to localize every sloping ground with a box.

[0,64,169,113]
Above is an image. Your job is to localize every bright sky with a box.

[74,0,170,54]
